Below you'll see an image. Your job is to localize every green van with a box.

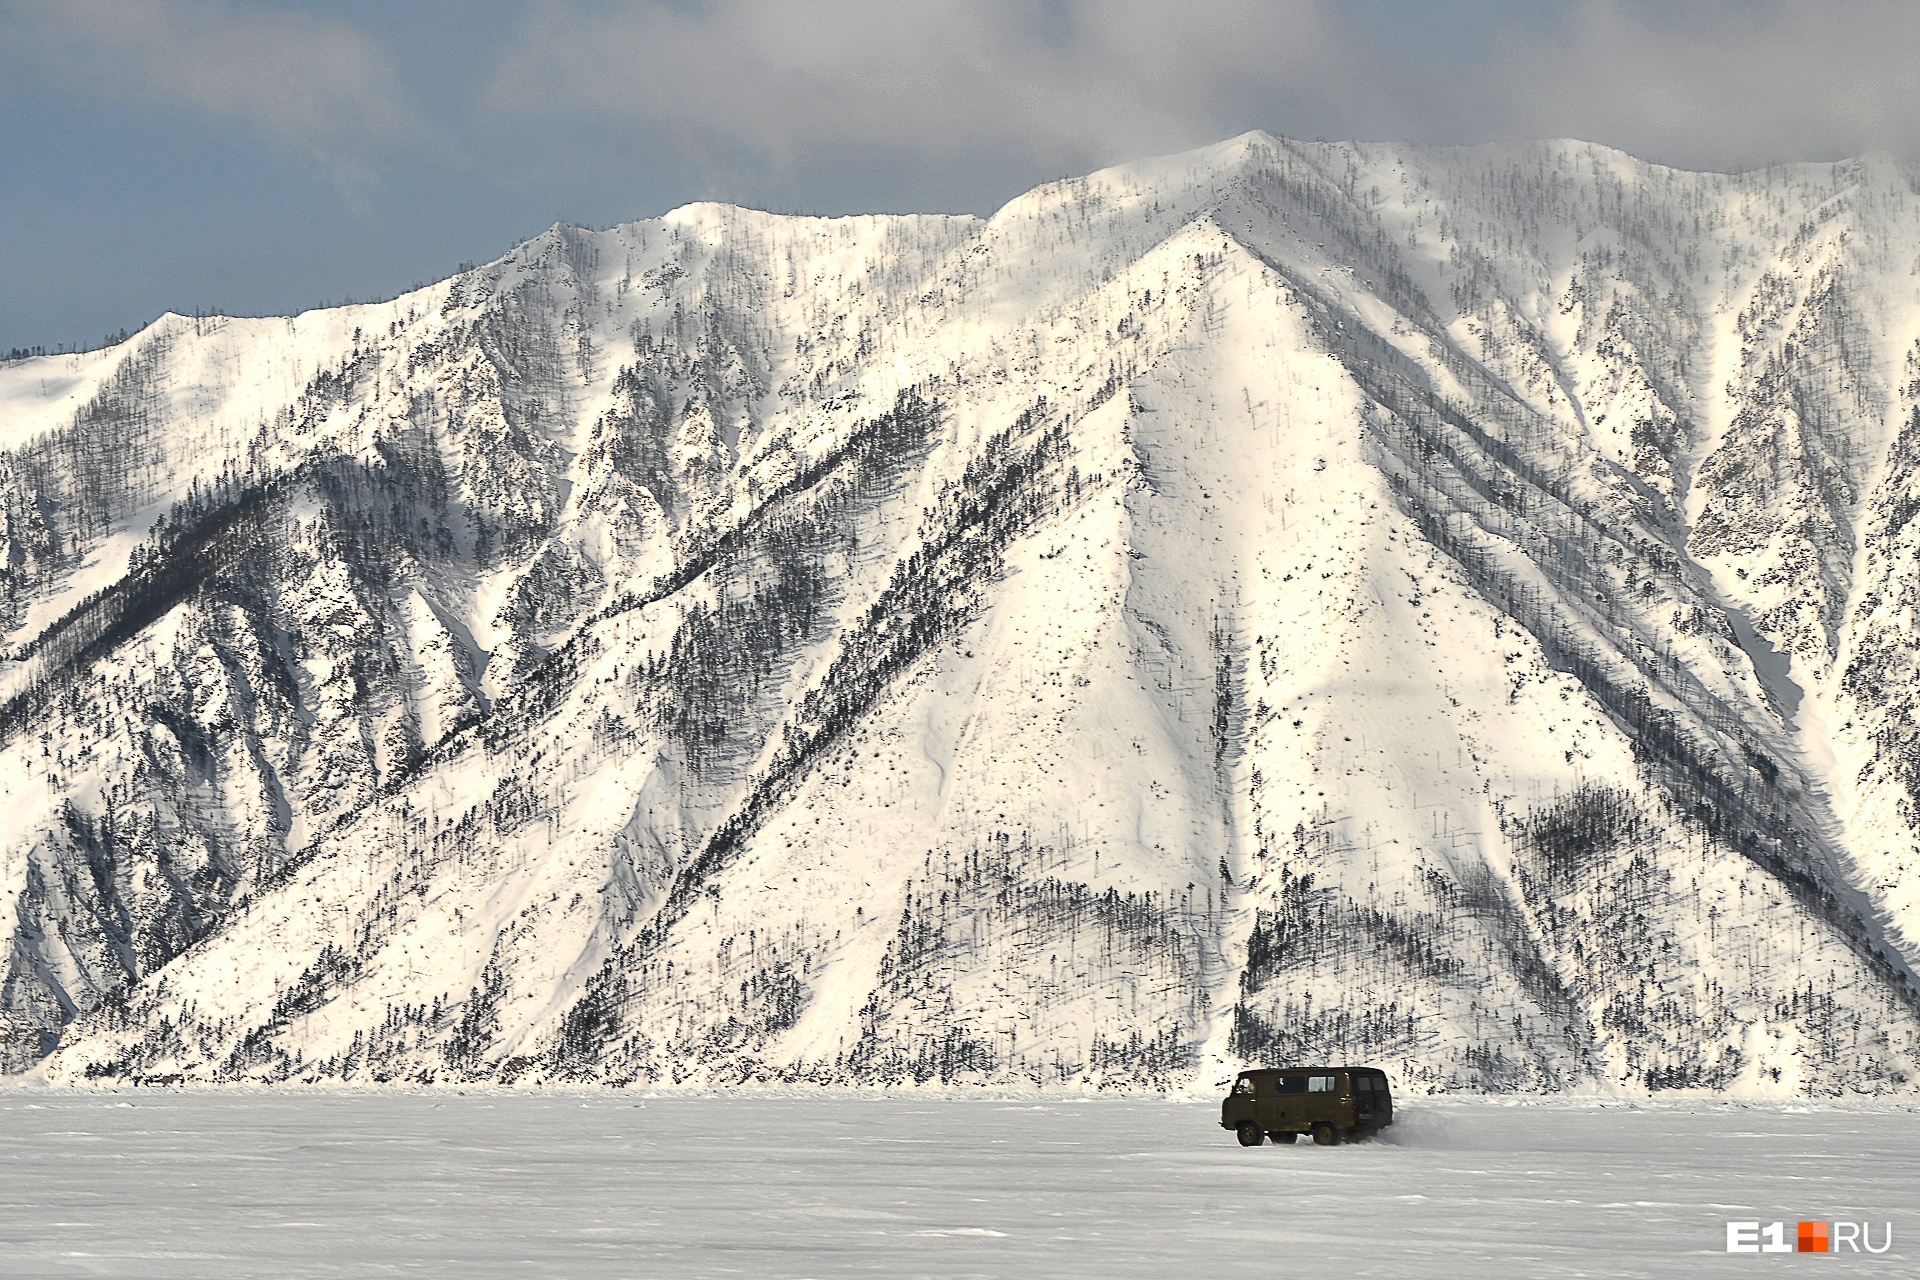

[1220,1066,1394,1146]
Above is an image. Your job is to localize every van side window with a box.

[1275,1075,1307,1094]
[1232,1077,1254,1095]
[1308,1075,1335,1092]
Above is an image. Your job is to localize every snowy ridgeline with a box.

[6,134,1920,1091]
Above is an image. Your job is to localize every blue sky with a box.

[3,1,1915,353]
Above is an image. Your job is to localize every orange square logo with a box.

[1798,1222,1829,1253]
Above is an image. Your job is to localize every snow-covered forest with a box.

[5,133,1920,1093]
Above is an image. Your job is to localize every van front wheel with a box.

[1312,1123,1338,1146]
[1236,1123,1265,1147]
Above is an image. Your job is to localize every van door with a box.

[1225,1073,1257,1131]
[1257,1073,1308,1132]
[1352,1071,1392,1127]
[1369,1073,1393,1126]
[1305,1072,1338,1128]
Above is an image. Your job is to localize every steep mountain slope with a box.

[6,134,1920,1092]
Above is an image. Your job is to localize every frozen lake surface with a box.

[0,1089,1914,1277]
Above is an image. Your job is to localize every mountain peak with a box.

[5,137,1920,1093]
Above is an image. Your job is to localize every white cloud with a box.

[2,0,436,195]
[1480,1,1920,168]
[11,0,1918,217]
[484,0,1354,183]
[480,0,1920,194]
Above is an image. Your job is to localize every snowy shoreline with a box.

[8,1070,1920,1107]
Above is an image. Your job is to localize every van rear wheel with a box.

[1270,1131,1298,1144]
[1311,1123,1338,1146]
[1236,1122,1265,1147]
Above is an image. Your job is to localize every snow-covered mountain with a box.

[7,133,1920,1093]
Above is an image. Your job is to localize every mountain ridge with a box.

[5,132,1920,1092]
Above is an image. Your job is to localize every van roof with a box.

[1236,1066,1387,1075]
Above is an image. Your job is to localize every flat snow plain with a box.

[0,1091,1913,1278]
